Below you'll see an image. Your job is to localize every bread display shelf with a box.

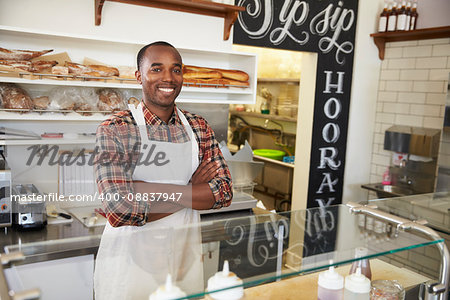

[0,71,251,92]
[0,25,257,110]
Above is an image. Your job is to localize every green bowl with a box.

[253,149,286,161]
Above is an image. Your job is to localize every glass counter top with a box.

[369,191,450,233]
[2,204,444,299]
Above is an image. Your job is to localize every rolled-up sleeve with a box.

[94,123,147,227]
[201,124,233,209]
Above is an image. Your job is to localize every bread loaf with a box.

[182,64,249,87]
[128,97,140,108]
[97,89,126,112]
[0,47,53,61]
[0,59,57,73]
[32,96,50,110]
[52,66,69,75]
[66,62,119,77]
[215,68,249,82]
[183,70,222,79]
[0,85,33,110]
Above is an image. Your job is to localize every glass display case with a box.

[0,200,448,300]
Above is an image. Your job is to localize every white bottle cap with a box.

[318,266,344,290]
[207,260,244,300]
[345,267,371,294]
[149,274,187,300]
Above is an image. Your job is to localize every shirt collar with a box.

[141,100,181,125]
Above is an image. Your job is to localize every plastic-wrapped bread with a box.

[48,87,97,113]
[32,96,50,110]
[97,88,126,112]
[0,84,33,110]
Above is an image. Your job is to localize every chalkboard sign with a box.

[234,0,359,209]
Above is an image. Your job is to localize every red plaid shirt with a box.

[94,102,232,227]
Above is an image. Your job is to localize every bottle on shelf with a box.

[396,1,407,31]
[382,167,391,185]
[405,1,412,31]
[410,2,418,30]
[259,87,272,115]
[317,265,344,300]
[387,2,397,32]
[378,2,389,33]
[344,267,371,300]
[349,247,372,281]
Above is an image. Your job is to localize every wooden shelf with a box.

[230,110,297,123]
[370,26,450,60]
[95,0,245,40]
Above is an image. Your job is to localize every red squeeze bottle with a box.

[349,247,372,280]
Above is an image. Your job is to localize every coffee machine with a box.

[0,156,12,228]
[12,184,47,229]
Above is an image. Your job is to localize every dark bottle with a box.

[410,2,418,30]
[378,3,389,32]
[387,2,397,32]
[396,0,407,31]
[405,2,412,30]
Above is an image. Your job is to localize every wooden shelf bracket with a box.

[95,0,106,26]
[370,26,450,60]
[94,0,245,40]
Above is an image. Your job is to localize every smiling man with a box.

[93,41,233,299]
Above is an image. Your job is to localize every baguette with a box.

[215,68,249,82]
[183,78,249,87]
[183,64,249,82]
[0,59,58,73]
[0,47,53,61]
[183,70,222,79]
[66,62,119,77]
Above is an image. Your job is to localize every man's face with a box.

[136,45,183,108]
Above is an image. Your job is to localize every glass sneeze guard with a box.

[0,203,447,300]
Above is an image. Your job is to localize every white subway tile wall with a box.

[370,38,450,279]
[370,37,450,185]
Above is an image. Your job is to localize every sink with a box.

[374,184,414,196]
[361,183,414,198]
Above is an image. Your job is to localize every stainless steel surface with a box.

[177,103,229,143]
[347,201,449,300]
[375,184,414,196]
[361,183,414,198]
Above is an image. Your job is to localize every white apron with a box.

[94,103,203,300]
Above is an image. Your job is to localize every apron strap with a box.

[128,103,148,142]
[128,103,199,174]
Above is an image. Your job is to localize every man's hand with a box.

[190,159,219,185]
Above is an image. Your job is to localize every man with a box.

[93,41,233,299]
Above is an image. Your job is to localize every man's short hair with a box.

[136,41,177,71]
